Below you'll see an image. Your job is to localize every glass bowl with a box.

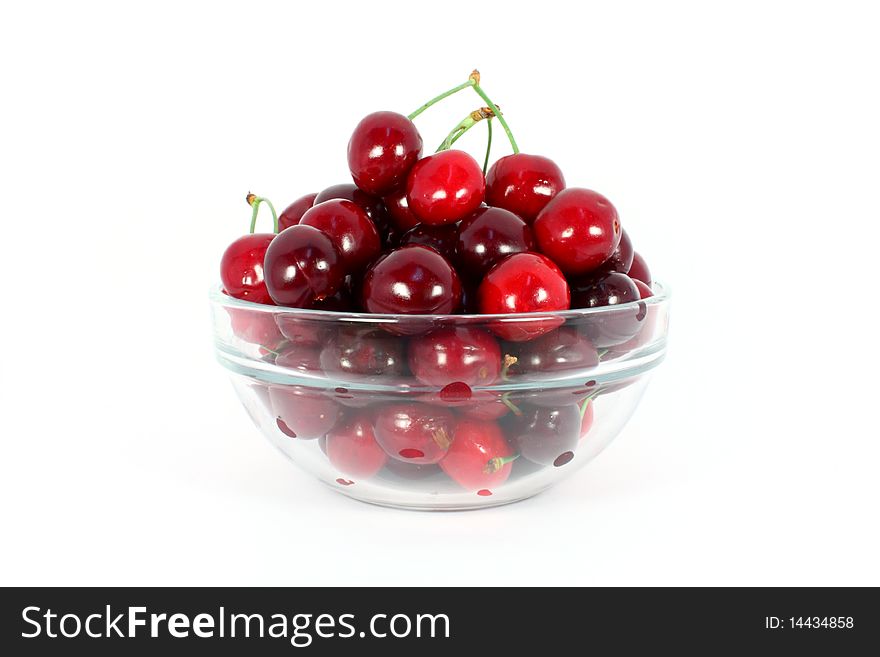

[210,284,669,510]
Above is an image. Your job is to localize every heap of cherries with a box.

[219,71,655,496]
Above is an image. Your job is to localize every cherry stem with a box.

[500,392,523,417]
[471,83,519,154]
[484,453,520,474]
[247,193,279,234]
[482,118,493,175]
[500,354,518,381]
[435,107,493,152]
[578,397,592,420]
[408,78,476,121]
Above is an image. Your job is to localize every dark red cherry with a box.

[383,187,421,232]
[477,252,570,341]
[319,329,405,378]
[506,327,598,376]
[399,222,459,261]
[511,404,580,467]
[460,392,511,420]
[325,412,388,478]
[599,229,634,274]
[269,386,342,439]
[456,206,535,277]
[373,403,455,464]
[361,245,461,314]
[570,271,640,309]
[485,153,566,223]
[408,327,501,387]
[439,419,514,490]
[278,193,317,231]
[220,234,275,305]
[347,111,423,196]
[225,305,284,347]
[299,199,381,275]
[634,279,653,299]
[274,343,322,375]
[572,272,644,348]
[533,188,622,275]
[406,150,485,225]
[313,183,395,247]
[264,225,344,307]
[628,252,652,286]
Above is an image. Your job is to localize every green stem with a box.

[484,453,520,474]
[482,118,493,175]
[248,195,279,234]
[407,79,475,120]
[471,83,519,154]
[436,112,482,152]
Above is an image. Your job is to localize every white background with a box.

[1,0,878,586]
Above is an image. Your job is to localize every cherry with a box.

[571,271,644,348]
[485,153,566,223]
[269,386,342,439]
[399,222,459,262]
[383,187,421,232]
[226,305,284,347]
[274,343,322,375]
[325,412,388,478]
[220,234,275,305]
[628,251,652,286]
[408,327,501,387]
[319,329,406,378]
[533,188,622,276]
[456,206,535,278]
[634,279,653,299]
[405,150,485,225]
[477,252,570,341]
[460,392,511,420]
[361,245,461,314]
[373,403,455,464]
[506,327,598,376]
[439,419,514,490]
[299,199,381,275]
[264,225,344,307]
[278,193,318,231]
[511,404,580,467]
[274,311,332,347]
[347,111,423,196]
[600,229,634,274]
[570,271,640,309]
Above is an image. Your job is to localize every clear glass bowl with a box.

[210,284,669,510]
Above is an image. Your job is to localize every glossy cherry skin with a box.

[278,193,318,231]
[383,187,421,232]
[299,199,381,275]
[406,150,485,225]
[268,386,342,439]
[220,234,275,305]
[634,279,653,299]
[627,251,652,286]
[599,229,634,274]
[439,419,514,491]
[570,271,640,309]
[325,412,388,478]
[361,245,461,314]
[373,403,455,464]
[408,327,501,387]
[456,206,535,278]
[477,252,570,341]
[511,404,580,467]
[507,327,598,376]
[485,153,566,223]
[571,271,644,348]
[533,188,622,275]
[320,329,405,378]
[347,111,423,196]
[264,225,344,307]
[399,222,459,262]
[225,304,284,347]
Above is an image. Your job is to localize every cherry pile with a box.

[220,71,657,496]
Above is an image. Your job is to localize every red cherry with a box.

[628,251,652,286]
[220,234,275,305]
[570,271,640,309]
[533,188,622,275]
[408,327,501,387]
[373,403,455,464]
[511,405,580,467]
[264,225,344,307]
[485,153,566,223]
[299,199,381,275]
[319,329,405,378]
[572,272,644,348]
[325,412,388,478]
[278,193,317,231]
[600,229,634,274]
[439,419,514,490]
[268,386,342,439]
[225,304,284,347]
[383,187,421,232]
[347,111,423,196]
[634,279,653,299]
[399,222,459,262]
[506,327,598,376]
[274,343,322,375]
[456,206,535,278]
[361,245,461,314]
[477,252,570,341]
[406,150,485,225]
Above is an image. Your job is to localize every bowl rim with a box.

[210,281,670,322]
